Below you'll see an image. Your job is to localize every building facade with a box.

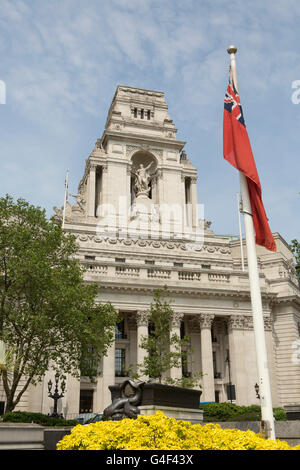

[8,86,300,419]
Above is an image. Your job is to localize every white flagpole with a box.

[237,192,245,271]
[227,46,275,440]
[62,170,69,230]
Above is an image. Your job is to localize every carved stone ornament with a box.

[227,315,254,331]
[199,313,215,329]
[171,312,184,328]
[263,316,272,331]
[227,315,246,331]
[136,310,150,327]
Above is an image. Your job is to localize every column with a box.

[199,313,215,402]
[88,163,96,217]
[188,316,202,379]
[100,326,115,411]
[227,315,258,405]
[169,312,184,381]
[190,176,198,230]
[136,310,149,381]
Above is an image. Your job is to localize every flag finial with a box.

[227,45,237,55]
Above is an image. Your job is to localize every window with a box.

[79,390,93,413]
[201,264,211,269]
[84,255,95,260]
[145,260,155,265]
[0,401,4,416]
[211,325,217,342]
[213,351,217,377]
[80,346,97,377]
[115,257,125,263]
[115,349,126,376]
[180,321,185,339]
[181,351,189,377]
[140,109,144,119]
[226,384,236,401]
[115,320,126,339]
[133,108,137,118]
[174,262,183,268]
[147,110,151,120]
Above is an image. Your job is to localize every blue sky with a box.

[1,0,300,244]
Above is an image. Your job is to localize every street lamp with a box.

[48,373,66,418]
[254,382,260,399]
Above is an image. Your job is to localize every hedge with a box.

[199,403,287,422]
[2,411,78,427]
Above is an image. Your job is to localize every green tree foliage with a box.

[0,195,118,412]
[137,286,192,385]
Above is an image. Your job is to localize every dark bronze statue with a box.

[102,379,144,421]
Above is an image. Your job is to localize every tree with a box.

[137,286,194,386]
[0,195,118,412]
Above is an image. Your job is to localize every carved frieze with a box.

[73,233,232,255]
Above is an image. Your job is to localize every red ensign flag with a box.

[223,72,276,252]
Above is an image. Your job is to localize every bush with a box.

[199,403,286,422]
[56,411,299,450]
[2,411,77,427]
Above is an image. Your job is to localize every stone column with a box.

[136,310,149,381]
[88,163,96,217]
[188,316,202,378]
[227,315,258,405]
[199,313,215,402]
[100,326,115,411]
[170,312,184,381]
[190,176,198,229]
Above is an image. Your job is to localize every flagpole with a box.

[227,46,275,440]
[237,192,245,271]
[62,170,69,230]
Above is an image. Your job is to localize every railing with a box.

[147,268,171,279]
[178,271,201,281]
[83,263,234,285]
[116,266,140,277]
[83,263,108,275]
[208,273,230,283]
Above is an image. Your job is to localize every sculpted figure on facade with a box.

[52,202,72,224]
[53,205,63,223]
[70,192,86,213]
[133,162,154,196]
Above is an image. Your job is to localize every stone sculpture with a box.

[133,162,153,196]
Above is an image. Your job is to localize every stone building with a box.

[9,85,300,419]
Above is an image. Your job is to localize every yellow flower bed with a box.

[57,411,300,451]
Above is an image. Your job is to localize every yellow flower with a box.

[56,411,300,451]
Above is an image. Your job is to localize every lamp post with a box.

[48,373,66,418]
[225,350,233,403]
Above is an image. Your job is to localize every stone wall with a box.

[217,420,300,446]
